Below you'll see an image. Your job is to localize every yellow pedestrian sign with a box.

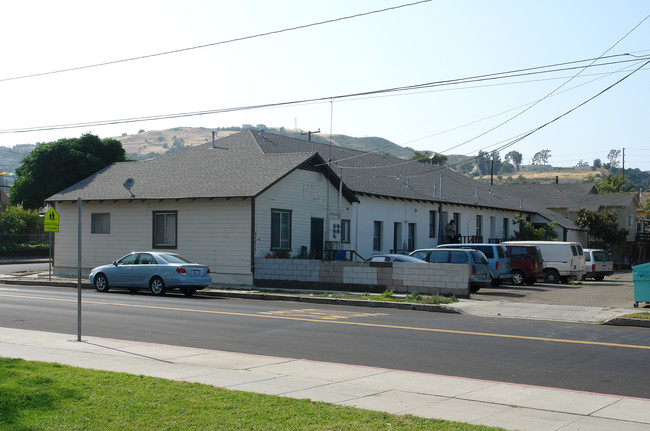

[44,207,59,232]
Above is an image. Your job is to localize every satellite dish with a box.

[123,178,135,198]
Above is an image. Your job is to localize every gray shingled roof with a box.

[47,131,357,202]
[46,130,581,230]
[497,183,638,212]
[249,132,582,230]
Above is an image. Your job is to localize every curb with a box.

[203,290,461,313]
[603,317,650,328]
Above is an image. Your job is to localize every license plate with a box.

[193,270,201,275]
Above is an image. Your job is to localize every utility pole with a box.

[301,129,320,141]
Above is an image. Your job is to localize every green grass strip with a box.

[0,358,502,430]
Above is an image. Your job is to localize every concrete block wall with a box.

[253,257,470,297]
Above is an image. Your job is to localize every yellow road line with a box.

[2,292,649,351]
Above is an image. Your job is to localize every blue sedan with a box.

[89,252,212,296]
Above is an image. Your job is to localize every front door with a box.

[310,217,324,259]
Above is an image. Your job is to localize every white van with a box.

[501,241,586,284]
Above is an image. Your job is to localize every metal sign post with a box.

[43,207,59,281]
[77,197,82,342]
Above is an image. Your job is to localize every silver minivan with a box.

[437,243,511,286]
[409,248,491,292]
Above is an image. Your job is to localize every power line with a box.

[344,57,650,178]
[1,54,645,135]
[0,0,432,83]
[435,11,650,155]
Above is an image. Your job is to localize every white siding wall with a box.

[354,196,516,259]
[52,198,252,285]
[620,201,638,242]
[254,168,353,256]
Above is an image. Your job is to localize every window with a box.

[153,211,177,248]
[271,209,292,250]
[476,215,482,236]
[429,211,436,238]
[503,218,509,239]
[91,213,110,234]
[373,221,382,251]
[341,219,351,243]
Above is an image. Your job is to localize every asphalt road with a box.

[473,270,637,309]
[1,283,649,399]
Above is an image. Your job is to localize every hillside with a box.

[476,168,610,185]
[3,127,646,191]
[113,126,417,160]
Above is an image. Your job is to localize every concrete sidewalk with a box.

[1,327,649,431]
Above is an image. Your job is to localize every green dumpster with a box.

[632,262,650,308]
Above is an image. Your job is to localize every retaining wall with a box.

[253,258,470,297]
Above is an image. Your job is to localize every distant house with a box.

[519,164,553,172]
[47,130,585,285]
[496,183,640,242]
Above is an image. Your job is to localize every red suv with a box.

[504,244,544,286]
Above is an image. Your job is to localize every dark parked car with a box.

[504,244,544,286]
[89,252,212,296]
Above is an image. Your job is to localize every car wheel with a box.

[182,288,197,297]
[511,270,525,286]
[150,277,166,296]
[560,276,570,284]
[544,269,560,284]
[594,275,605,281]
[94,273,110,292]
[490,276,501,287]
[470,285,480,293]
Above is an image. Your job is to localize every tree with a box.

[501,162,515,173]
[532,149,551,165]
[590,173,634,193]
[410,151,431,164]
[430,153,448,166]
[510,214,558,240]
[593,158,602,169]
[575,159,589,169]
[575,208,628,244]
[0,206,42,235]
[607,149,621,169]
[10,134,128,210]
[504,150,522,170]
[410,151,447,166]
[476,150,490,175]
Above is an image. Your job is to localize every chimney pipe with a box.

[211,131,216,149]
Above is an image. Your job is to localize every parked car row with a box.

[366,241,615,291]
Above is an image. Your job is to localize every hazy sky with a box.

[1,0,649,171]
